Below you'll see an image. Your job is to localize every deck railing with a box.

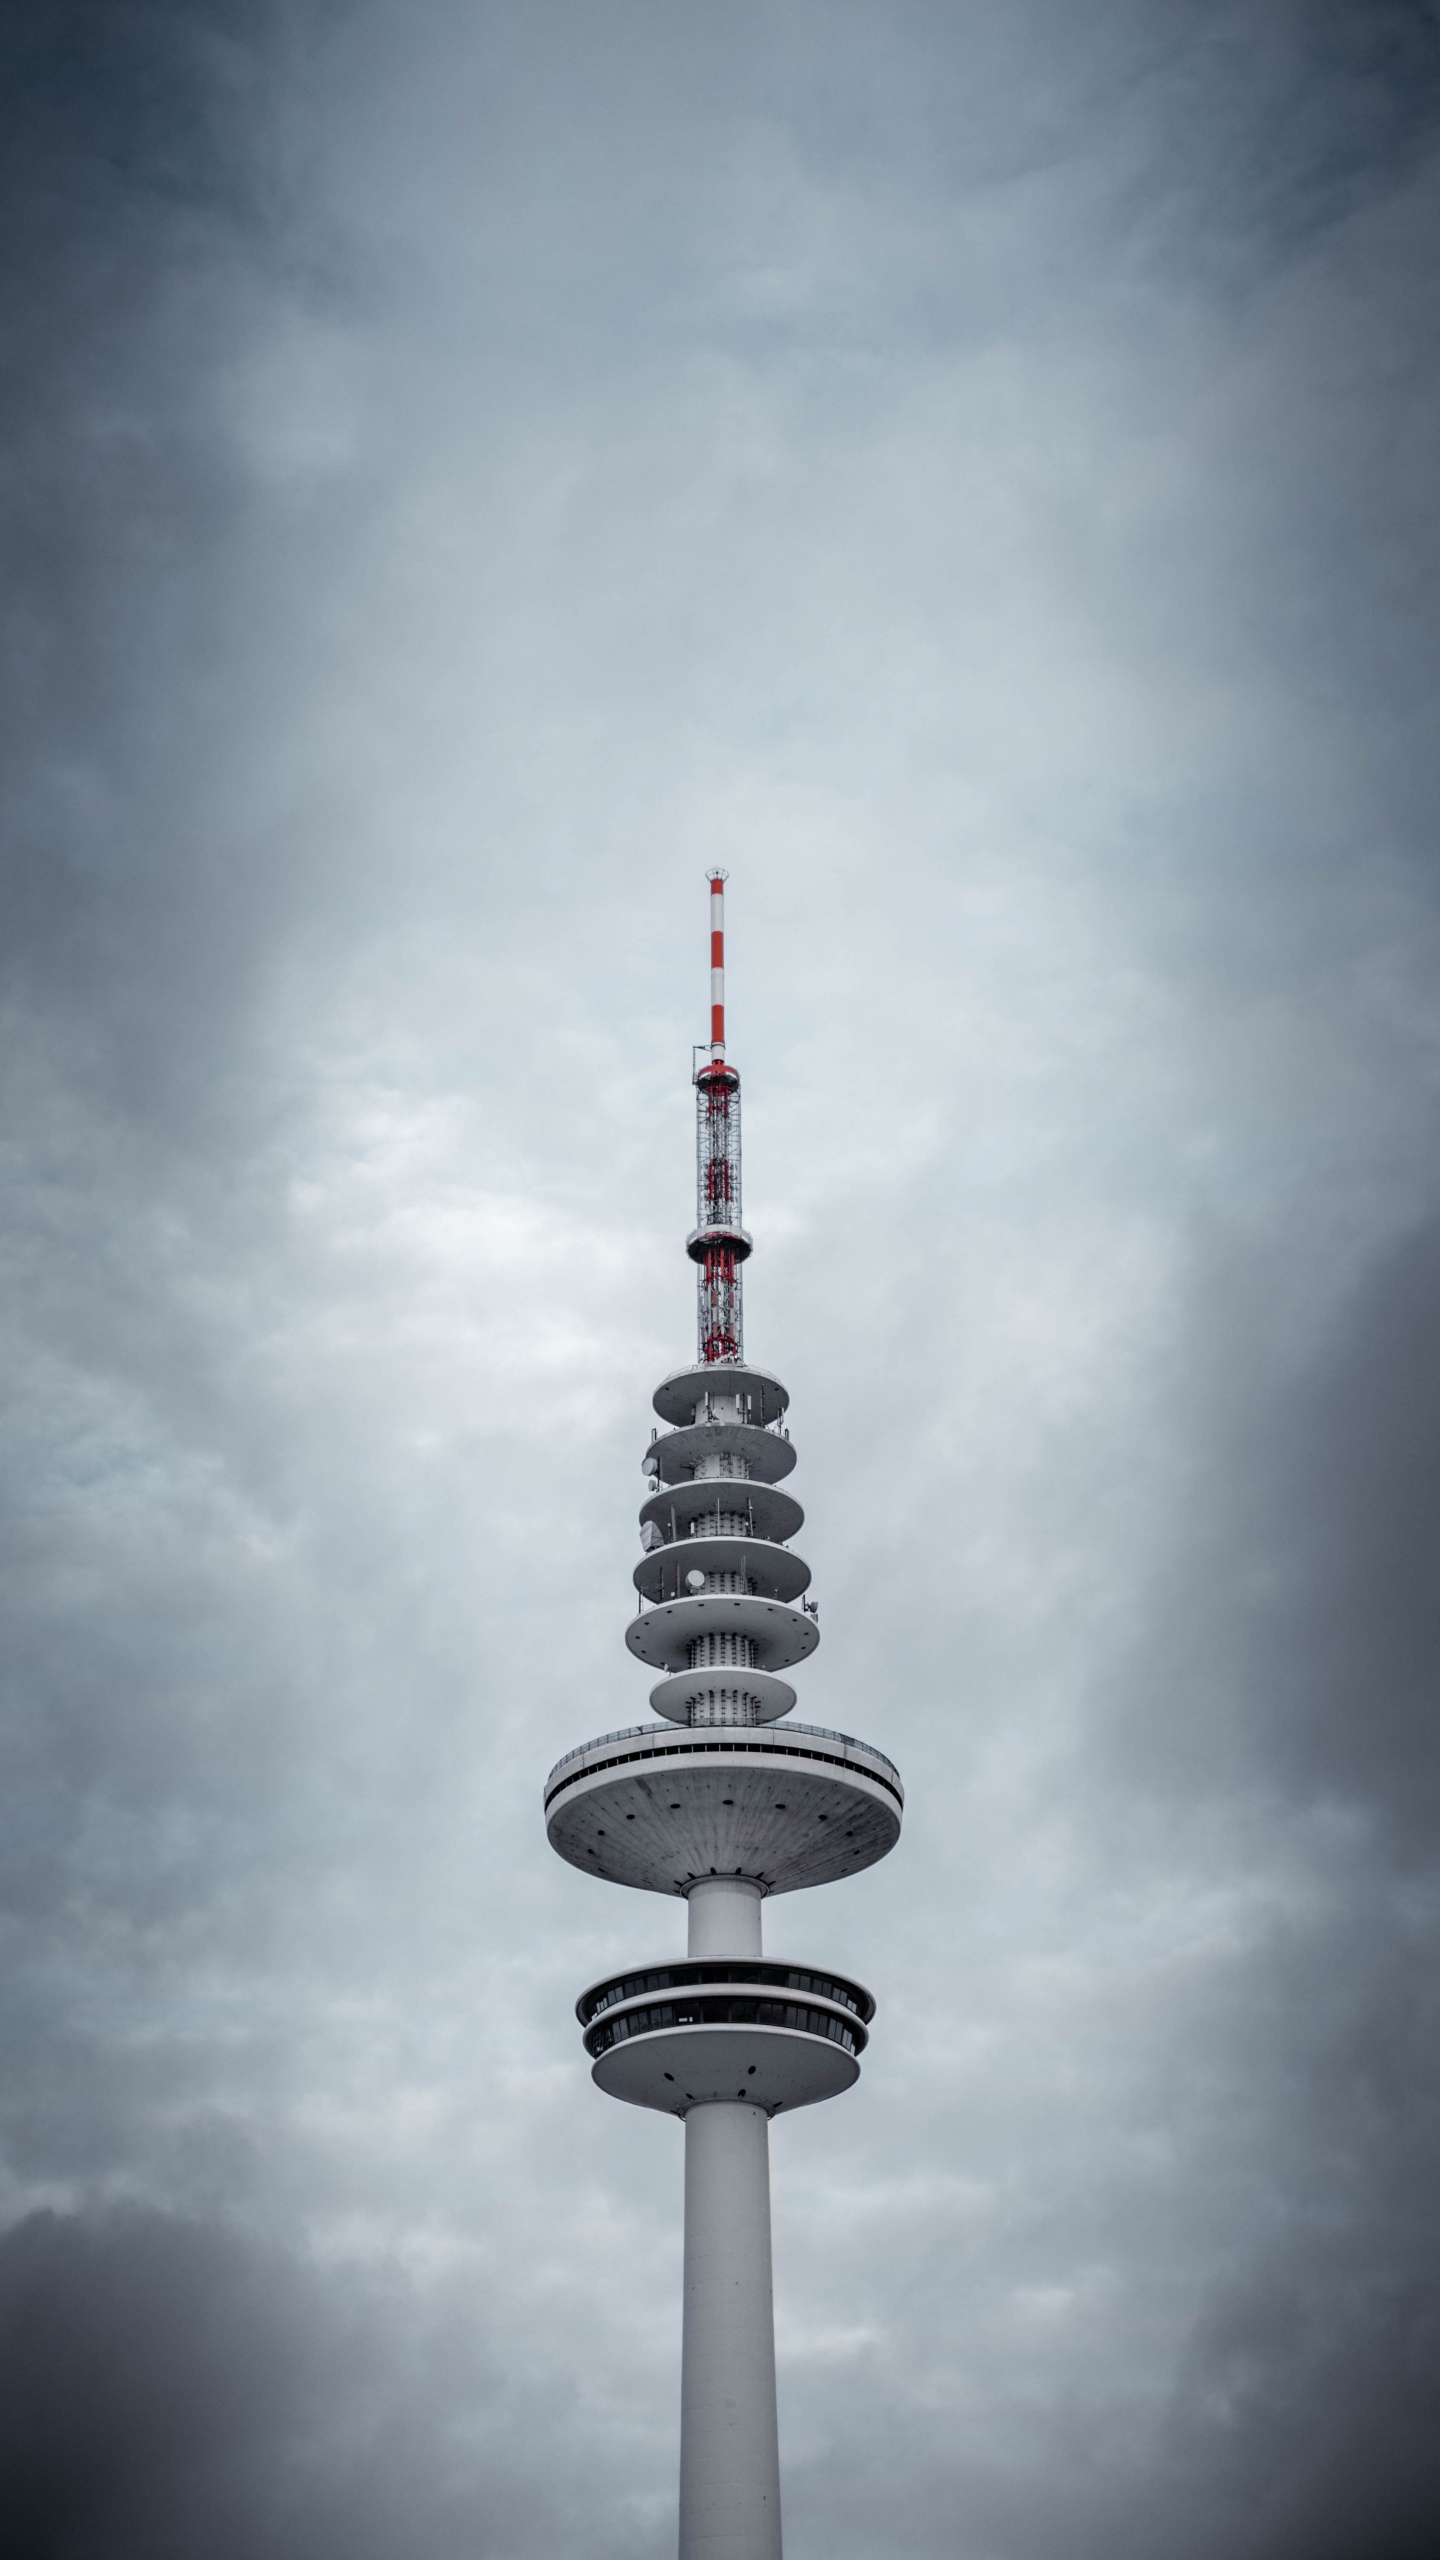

[544,1720,900,1793]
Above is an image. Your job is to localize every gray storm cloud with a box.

[2,2,1439,2555]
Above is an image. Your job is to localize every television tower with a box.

[545,873,902,2559]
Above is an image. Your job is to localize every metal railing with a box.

[544,1720,900,1792]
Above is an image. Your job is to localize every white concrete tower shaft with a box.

[545,876,902,2558]
[681,2101,782,2560]
[680,1877,780,2560]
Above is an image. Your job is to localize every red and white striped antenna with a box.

[709,867,727,1059]
[689,870,751,1363]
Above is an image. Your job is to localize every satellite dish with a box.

[685,1569,707,1592]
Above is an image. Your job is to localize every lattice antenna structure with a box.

[690,870,751,1364]
[544,873,902,2560]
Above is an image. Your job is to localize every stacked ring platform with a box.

[544,873,902,2560]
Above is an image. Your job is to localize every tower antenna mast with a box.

[690,869,751,1365]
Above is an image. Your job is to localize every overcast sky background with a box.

[3,2,1440,2553]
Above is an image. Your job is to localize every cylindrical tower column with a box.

[679,2100,783,2560]
[687,1877,763,1959]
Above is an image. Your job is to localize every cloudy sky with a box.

[3,1,1440,2552]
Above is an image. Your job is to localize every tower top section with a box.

[691,873,750,1364]
[706,868,729,1061]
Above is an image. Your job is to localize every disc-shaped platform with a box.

[544,1723,902,1896]
[625,1591,819,1675]
[645,1419,796,1488]
[651,1363,789,1429]
[685,1222,753,1265]
[647,1665,796,1725]
[640,1479,803,1545]
[592,2020,858,2115]
[632,1534,811,1609]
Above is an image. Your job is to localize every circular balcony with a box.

[645,1419,797,1489]
[580,1960,872,2114]
[624,1589,819,1676]
[640,1479,803,1546]
[632,1534,811,1610]
[651,1363,789,1429]
[544,1722,902,1897]
[577,1957,875,2030]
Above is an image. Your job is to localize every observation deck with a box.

[545,1720,902,1897]
[578,1955,873,2115]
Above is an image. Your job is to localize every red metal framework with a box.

[688,872,752,1363]
[693,1062,744,1361]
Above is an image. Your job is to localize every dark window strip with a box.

[585,1997,864,2062]
[579,1961,873,2026]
